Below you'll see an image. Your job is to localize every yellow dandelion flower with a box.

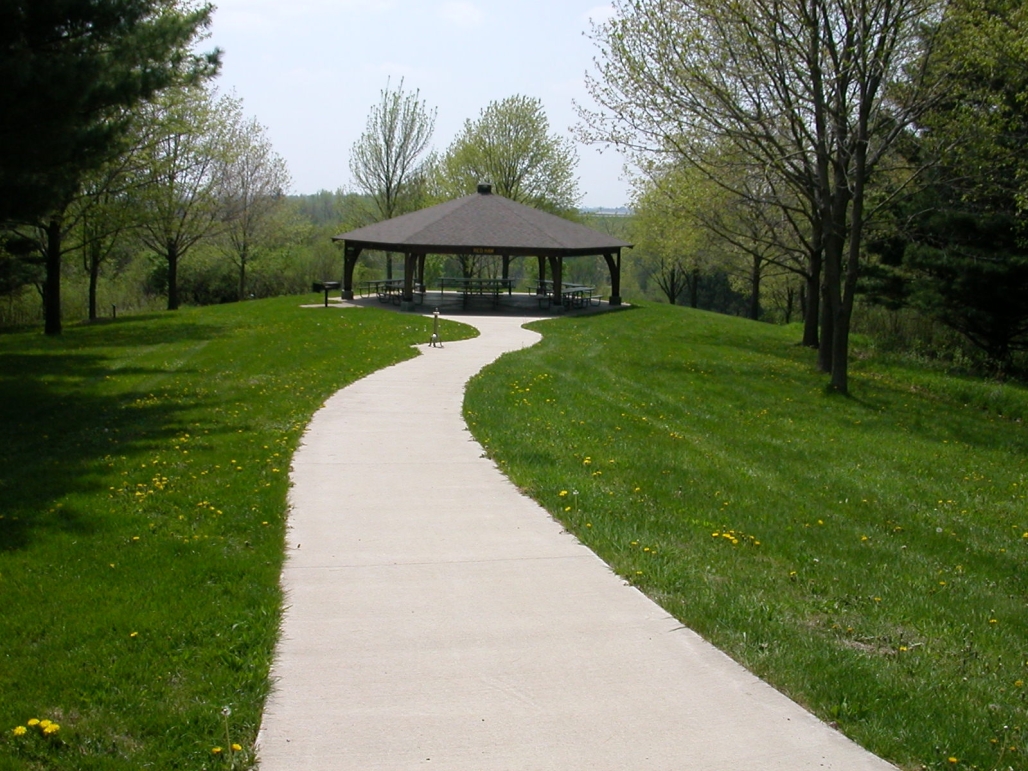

[1015,680,1024,688]
[990,618,998,624]
[559,490,568,497]
[42,723,59,736]
[38,720,51,729]
[564,506,571,512]
[26,719,39,727]
[212,747,223,755]
[899,646,908,652]
[231,743,242,752]
[948,758,958,764]
[130,631,138,638]
[12,726,27,736]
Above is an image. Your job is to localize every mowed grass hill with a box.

[0,296,1025,770]
[464,302,1028,771]
[0,297,474,770]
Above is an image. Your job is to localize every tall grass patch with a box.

[0,297,472,770]
[465,302,1028,771]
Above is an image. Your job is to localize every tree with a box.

[134,86,237,311]
[866,0,1028,370]
[218,114,291,301]
[580,0,948,393]
[631,166,720,306]
[0,0,220,334]
[433,95,580,214]
[349,79,436,278]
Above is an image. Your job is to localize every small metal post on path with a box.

[429,308,442,348]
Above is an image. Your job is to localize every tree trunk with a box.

[167,240,180,311]
[802,251,820,348]
[749,254,761,321]
[44,215,62,335]
[88,242,100,321]
[238,248,247,301]
[831,126,870,395]
[819,189,849,373]
[819,266,836,373]
[689,267,700,308]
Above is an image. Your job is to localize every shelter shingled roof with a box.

[333,187,632,257]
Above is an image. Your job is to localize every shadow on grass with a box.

[65,314,228,349]
[0,320,227,552]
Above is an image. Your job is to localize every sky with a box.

[207,0,633,208]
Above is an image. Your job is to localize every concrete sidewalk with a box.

[256,314,896,770]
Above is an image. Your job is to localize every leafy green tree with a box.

[218,114,291,301]
[580,0,948,393]
[134,87,238,311]
[349,79,436,279]
[433,95,579,214]
[631,167,719,306]
[0,0,220,333]
[430,95,580,280]
[867,0,1028,370]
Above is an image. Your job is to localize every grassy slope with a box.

[0,297,473,770]
[464,302,1028,771]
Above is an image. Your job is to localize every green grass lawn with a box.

[0,296,473,770]
[464,302,1028,771]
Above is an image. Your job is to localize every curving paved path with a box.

[256,314,896,770]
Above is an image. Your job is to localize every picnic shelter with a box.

[332,185,632,310]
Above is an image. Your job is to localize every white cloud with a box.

[214,0,394,31]
[216,0,392,11]
[584,4,617,25]
[437,1,485,29]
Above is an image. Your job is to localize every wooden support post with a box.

[401,252,416,309]
[342,244,361,300]
[417,254,427,292]
[604,250,622,306]
[549,255,563,308]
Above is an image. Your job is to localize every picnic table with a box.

[534,280,599,310]
[438,276,515,308]
[359,279,408,304]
